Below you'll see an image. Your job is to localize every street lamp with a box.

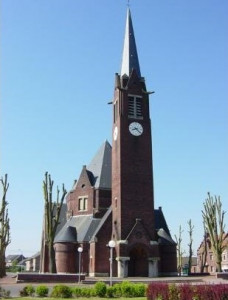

[108,240,115,286]
[77,247,83,283]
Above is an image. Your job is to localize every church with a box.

[42,8,177,277]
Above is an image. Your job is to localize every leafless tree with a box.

[175,225,185,276]
[0,174,10,278]
[199,222,208,273]
[187,219,194,275]
[42,172,67,273]
[202,192,226,272]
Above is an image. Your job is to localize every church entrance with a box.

[128,246,148,277]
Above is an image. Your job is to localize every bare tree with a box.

[202,192,226,272]
[199,222,208,273]
[42,172,67,273]
[175,225,185,276]
[0,174,11,278]
[187,219,194,275]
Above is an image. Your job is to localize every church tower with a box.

[111,8,159,277]
[45,7,177,278]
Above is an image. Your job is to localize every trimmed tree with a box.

[42,172,67,273]
[0,174,11,278]
[187,219,194,275]
[202,192,226,272]
[175,225,185,276]
[199,222,208,273]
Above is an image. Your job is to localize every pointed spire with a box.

[120,8,141,78]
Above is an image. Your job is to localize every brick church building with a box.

[41,8,177,277]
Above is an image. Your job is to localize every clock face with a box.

[113,126,118,140]
[129,122,143,136]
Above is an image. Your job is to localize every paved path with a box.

[0,273,227,297]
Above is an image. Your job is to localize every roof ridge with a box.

[87,141,111,189]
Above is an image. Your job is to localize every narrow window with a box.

[115,197,117,208]
[79,198,83,210]
[113,100,118,123]
[128,96,134,118]
[84,198,88,210]
[114,103,116,123]
[78,197,88,211]
[128,95,143,119]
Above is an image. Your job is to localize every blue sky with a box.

[1,0,228,258]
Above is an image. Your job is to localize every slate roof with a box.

[55,207,175,245]
[120,8,141,78]
[54,215,102,243]
[57,203,67,234]
[5,254,25,262]
[87,140,111,189]
[24,252,40,261]
[90,206,112,241]
[154,207,176,245]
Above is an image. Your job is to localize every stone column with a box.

[148,257,159,277]
[116,256,130,278]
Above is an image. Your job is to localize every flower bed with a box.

[147,282,228,300]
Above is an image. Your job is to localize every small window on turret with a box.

[128,95,143,119]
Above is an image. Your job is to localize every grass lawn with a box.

[13,297,146,300]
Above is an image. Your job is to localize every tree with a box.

[202,192,226,272]
[42,172,67,273]
[199,222,208,273]
[175,225,185,276]
[0,174,11,278]
[187,219,194,275]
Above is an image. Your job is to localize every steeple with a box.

[120,8,141,78]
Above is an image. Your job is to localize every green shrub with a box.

[133,283,146,297]
[71,286,82,297]
[121,281,134,297]
[36,285,49,297]
[112,283,122,297]
[19,285,35,297]
[106,283,120,297]
[94,281,107,297]
[51,284,72,298]
[106,286,116,298]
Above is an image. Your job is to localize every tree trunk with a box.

[48,240,56,273]
[0,174,10,278]
[216,253,222,272]
[0,250,6,278]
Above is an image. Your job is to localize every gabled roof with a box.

[87,140,111,189]
[24,252,40,261]
[5,254,25,262]
[154,207,171,234]
[125,218,152,242]
[154,207,175,245]
[120,8,141,78]
[90,206,112,241]
[54,215,102,243]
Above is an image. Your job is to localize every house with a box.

[24,252,40,272]
[181,257,197,274]
[5,254,26,268]
[197,232,228,273]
